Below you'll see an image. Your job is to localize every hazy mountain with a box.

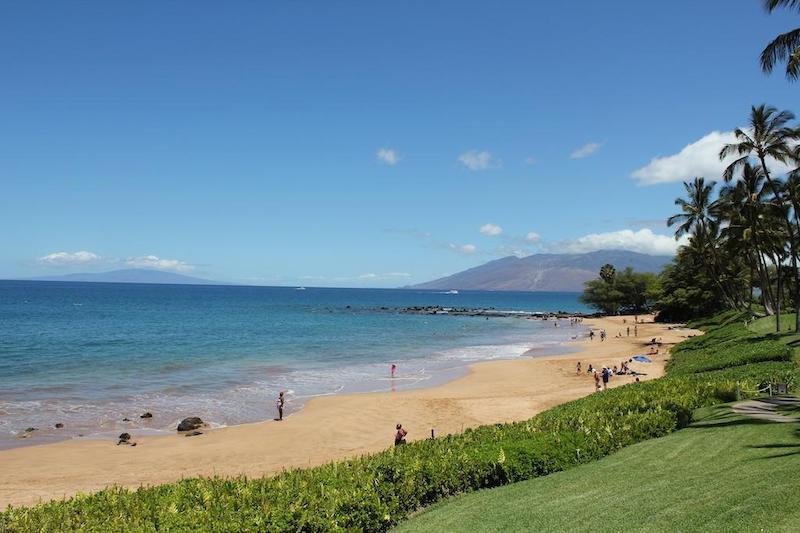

[409,250,671,292]
[29,269,223,285]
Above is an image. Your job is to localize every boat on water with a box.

[296,287,306,291]
[446,289,459,295]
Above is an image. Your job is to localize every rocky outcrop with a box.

[177,417,204,432]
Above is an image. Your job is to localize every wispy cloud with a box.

[458,150,500,171]
[480,223,503,236]
[376,147,401,165]
[570,142,602,159]
[448,243,477,254]
[124,255,195,273]
[525,232,541,243]
[37,251,102,265]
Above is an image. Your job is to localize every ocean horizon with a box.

[0,281,589,448]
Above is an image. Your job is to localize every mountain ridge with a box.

[26,268,223,286]
[408,250,671,292]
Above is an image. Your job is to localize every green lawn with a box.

[395,405,800,533]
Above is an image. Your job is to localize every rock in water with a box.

[24,427,37,433]
[177,417,204,432]
[140,412,153,419]
[54,423,64,429]
[117,432,131,445]
[122,417,131,422]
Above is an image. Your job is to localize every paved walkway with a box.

[732,396,800,423]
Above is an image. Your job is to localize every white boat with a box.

[296,286,306,291]
[446,289,459,295]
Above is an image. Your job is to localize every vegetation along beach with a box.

[4,1,800,531]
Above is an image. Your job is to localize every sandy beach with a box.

[0,315,697,509]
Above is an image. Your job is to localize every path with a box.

[732,396,800,423]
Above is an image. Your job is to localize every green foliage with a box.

[656,247,728,322]
[396,404,800,533]
[2,313,797,532]
[581,266,660,315]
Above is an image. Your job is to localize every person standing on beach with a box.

[593,370,601,391]
[391,364,397,378]
[601,367,611,390]
[276,391,285,421]
[394,424,407,446]
[627,326,630,336]
[634,325,638,337]
[576,361,582,375]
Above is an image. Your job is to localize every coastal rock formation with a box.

[54,423,64,429]
[140,412,153,419]
[117,433,131,444]
[177,417,204,432]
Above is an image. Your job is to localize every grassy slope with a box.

[395,405,800,533]
[397,314,800,532]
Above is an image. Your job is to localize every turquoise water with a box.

[0,281,588,447]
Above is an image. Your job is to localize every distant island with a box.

[27,268,223,286]
[408,250,671,292]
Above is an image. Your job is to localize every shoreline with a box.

[0,315,697,509]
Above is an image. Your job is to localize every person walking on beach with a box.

[601,367,611,390]
[276,391,285,421]
[394,424,407,446]
[634,325,638,337]
[593,370,601,391]
[589,330,595,341]
[627,326,630,337]
[391,364,397,378]
[576,361,582,375]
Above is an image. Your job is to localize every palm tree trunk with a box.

[757,153,797,331]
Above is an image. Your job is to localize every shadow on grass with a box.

[689,405,771,429]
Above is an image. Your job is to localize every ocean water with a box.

[0,281,589,448]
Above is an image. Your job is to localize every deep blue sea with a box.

[0,281,588,448]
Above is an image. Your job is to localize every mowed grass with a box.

[395,405,800,533]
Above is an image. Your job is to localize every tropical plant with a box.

[760,0,800,80]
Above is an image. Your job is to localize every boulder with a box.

[117,432,131,445]
[54,423,64,429]
[24,427,37,433]
[122,418,131,422]
[140,412,153,419]
[177,417,204,432]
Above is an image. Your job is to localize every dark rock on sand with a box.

[24,427,37,433]
[177,417,204,432]
[117,432,131,445]
[55,423,64,429]
[140,412,153,419]
[122,417,131,422]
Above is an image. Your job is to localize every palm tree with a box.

[667,177,739,308]
[716,163,776,314]
[760,0,800,80]
[720,104,800,329]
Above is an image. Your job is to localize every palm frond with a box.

[760,27,800,77]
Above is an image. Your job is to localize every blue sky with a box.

[1,1,798,286]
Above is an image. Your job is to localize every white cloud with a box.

[525,232,541,243]
[555,228,688,256]
[448,243,477,254]
[631,129,794,185]
[124,255,194,272]
[458,150,500,171]
[358,272,411,280]
[37,251,102,265]
[376,147,400,165]
[570,142,602,159]
[480,223,503,236]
